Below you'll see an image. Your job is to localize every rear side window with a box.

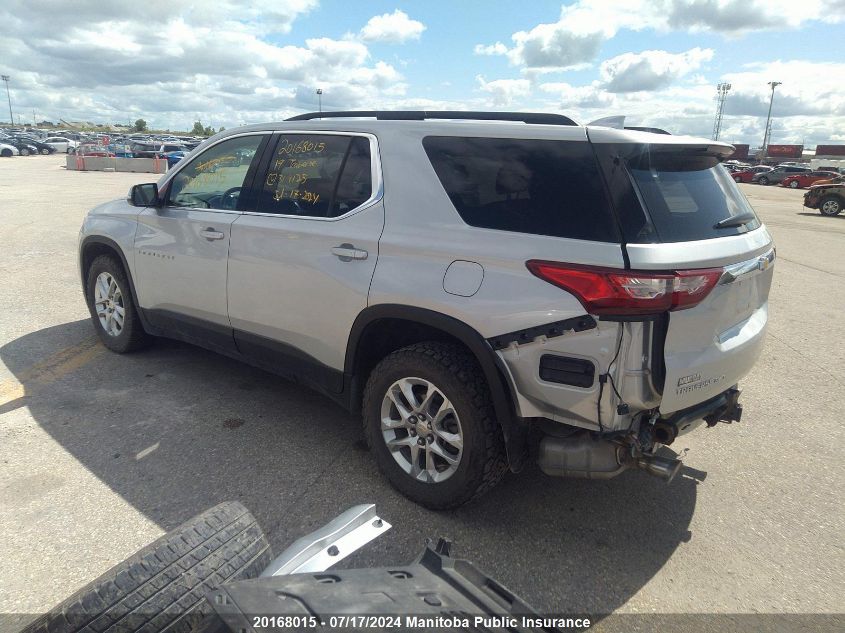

[422,136,619,242]
[258,135,372,218]
[627,151,760,243]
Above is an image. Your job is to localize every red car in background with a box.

[732,165,772,183]
[76,144,115,157]
[781,171,839,189]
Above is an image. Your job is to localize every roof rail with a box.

[285,110,578,126]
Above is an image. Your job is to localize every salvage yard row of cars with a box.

[724,160,843,188]
[0,127,204,167]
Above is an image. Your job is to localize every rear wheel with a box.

[40,147,50,155]
[0,148,11,157]
[733,175,742,183]
[819,196,843,216]
[789,180,800,188]
[362,342,507,509]
[758,176,770,185]
[20,502,271,633]
[19,147,30,156]
[85,255,152,352]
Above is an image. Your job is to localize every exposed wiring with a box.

[596,325,626,434]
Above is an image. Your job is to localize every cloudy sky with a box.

[1,0,844,146]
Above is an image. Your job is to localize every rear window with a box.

[422,136,619,242]
[626,151,761,243]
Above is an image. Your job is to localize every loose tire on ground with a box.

[819,196,843,216]
[362,341,508,510]
[85,254,152,352]
[20,502,272,633]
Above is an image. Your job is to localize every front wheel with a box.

[0,148,11,157]
[733,175,742,183]
[19,148,29,156]
[819,196,843,216]
[362,342,507,509]
[758,176,770,185]
[40,148,50,155]
[85,255,151,352]
[789,180,800,188]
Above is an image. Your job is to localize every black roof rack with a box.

[285,110,578,126]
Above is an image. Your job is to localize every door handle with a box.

[200,227,225,241]
[331,244,368,261]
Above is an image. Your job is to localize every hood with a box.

[806,183,843,192]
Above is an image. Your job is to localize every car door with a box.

[133,133,269,353]
[227,132,383,394]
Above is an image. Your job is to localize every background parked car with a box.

[107,143,134,157]
[42,137,79,153]
[76,144,115,157]
[1,138,39,156]
[0,142,20,157]
[781,171,839,189]
[812,174,844,186]
[753,165,811,185]
[12,136,56,154]
[804,182,845,216]
[164,150,188,168]
[732,165,772,183]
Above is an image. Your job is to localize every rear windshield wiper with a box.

[714,212,757,229]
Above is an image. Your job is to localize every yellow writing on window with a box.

[273,187,321,205]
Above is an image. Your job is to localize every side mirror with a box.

[128,183,160,207]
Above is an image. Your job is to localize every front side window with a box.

[257,135,373,218]
[167,135,263,210]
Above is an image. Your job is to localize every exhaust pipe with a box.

[637,453,682,483]
[538,432,683,483]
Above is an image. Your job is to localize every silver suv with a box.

[79,111,774,509]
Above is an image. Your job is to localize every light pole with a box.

[712,82,731,141]
[761,81,781,154]
[1,75,12,126]
[316,88,322,116]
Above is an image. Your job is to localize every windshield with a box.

[627,151,761,243]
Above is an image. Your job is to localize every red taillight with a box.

[526,261,722,316]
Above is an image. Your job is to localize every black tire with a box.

[40,147,50,155]
[733,175,742,183]
[362,342,508,510]
[819,196,843,216]
[789,180,800,188]
[0,148,11,157]
[20,502,272,633]
[758,176,770,185]
[85,254,152,352]
[19,147,30,156]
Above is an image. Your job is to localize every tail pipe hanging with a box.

[538,432,682,483]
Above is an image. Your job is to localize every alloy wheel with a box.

[380,377,463,483]
[821,199,841,215]
[93,272,126,337]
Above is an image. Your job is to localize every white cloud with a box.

[474,42,508,56]
[359,10,426,43]
[476,0,833,71]
[476,76,532,106]
[0,0,411,129]
[600,48,714,93]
